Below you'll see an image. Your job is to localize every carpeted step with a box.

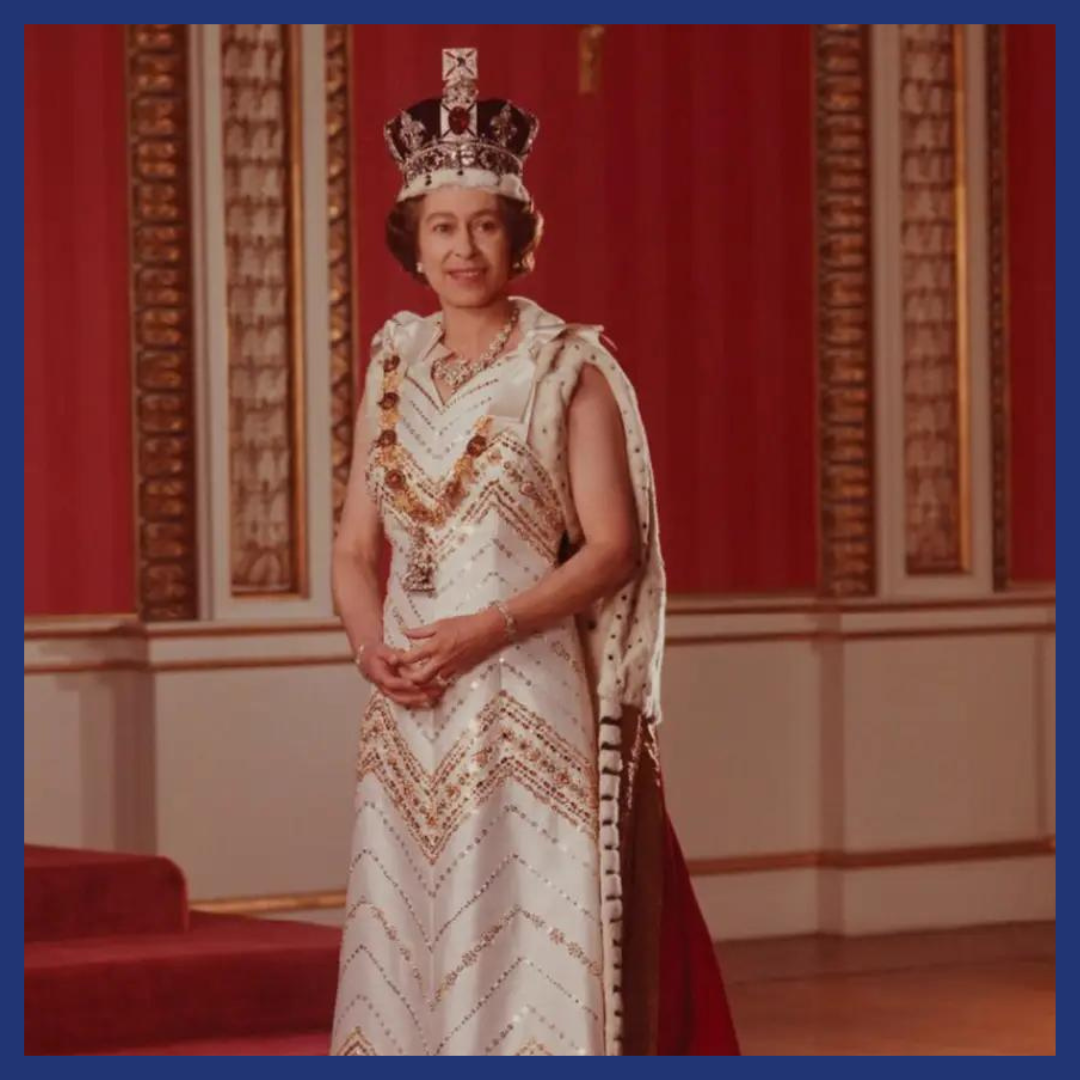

[25,912,340,1055]
[25,845,188,941]
[91,1030,331,1056]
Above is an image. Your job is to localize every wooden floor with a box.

[716,922,1055,1056]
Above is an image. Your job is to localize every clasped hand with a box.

[359,610,503,709]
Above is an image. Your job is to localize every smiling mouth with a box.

[448,268,485,280]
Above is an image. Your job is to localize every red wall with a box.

[1005,25,1055,583]
[351,25,818,594]
[25,25,135,615]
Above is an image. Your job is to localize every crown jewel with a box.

[384,48,539,203]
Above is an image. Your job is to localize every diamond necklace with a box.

[432,303,520,392]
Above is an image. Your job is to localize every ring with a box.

[434,673,454,688]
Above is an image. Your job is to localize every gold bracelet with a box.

[489,600,517,642]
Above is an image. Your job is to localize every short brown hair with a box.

[385,194,544,282]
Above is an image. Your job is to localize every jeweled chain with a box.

[373,352,492,528]
[432,303,520,391]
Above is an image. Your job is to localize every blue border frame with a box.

[14,9,1064,1068]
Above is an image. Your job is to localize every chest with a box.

[367,346,560,509]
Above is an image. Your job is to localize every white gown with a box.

[330,303,607,1055]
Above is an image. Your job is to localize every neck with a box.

[439,295,516,357]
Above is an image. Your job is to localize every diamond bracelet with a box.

[488,599,517,642]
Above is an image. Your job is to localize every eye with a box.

[432,222,452,234]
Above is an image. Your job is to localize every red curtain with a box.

[1005,25,1055,583]
[25,25,134,615]
[351,26,817,595]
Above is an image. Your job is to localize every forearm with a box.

[331,547,384,654]
[498,540,636,641]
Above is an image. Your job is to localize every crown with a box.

[384,48,539,204]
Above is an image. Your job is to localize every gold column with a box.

[219,25,307,597]
[326,25,358,529]
[986,25,1011,590]
[898,25,971,575]
[126,25,199,621]
[815,25,876,598]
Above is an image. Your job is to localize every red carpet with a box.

[25,844,188,941]
[24,845,337,1056]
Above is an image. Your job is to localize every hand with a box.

[359,641,446,709]
[397,610,504,691]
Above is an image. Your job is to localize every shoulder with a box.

[361,310,434,403]
[370,309,438,362]
[567,362,624,432]
[553,326,639,407]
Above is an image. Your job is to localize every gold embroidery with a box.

[357,690,598,862]
[548,638,590,690]
[501,456,564,537]
[370,433,564,561]
[373,354,494,527]
[336,1027,377,1055]
[482,1004,587,1055]
[433,904,602,1004]
[436,955,601,1053]
[345,897,425,993]
[517,1038,553,1055]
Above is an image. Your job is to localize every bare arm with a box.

[497,361,640,636]
[331,393,385,653]
[401,361,640,682]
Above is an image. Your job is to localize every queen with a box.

[329,47,740,1057]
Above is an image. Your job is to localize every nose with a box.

[451,228,478,259]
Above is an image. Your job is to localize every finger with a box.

[409,660,450,687]
[407,660,453,689]
[402,624,438,639]
[375,647,406,668]
[393,673,445,700]
[373,666,422,694]
[398,643,439,667]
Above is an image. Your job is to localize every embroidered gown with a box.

[330,298,741,1057]
[330,305,607,1056]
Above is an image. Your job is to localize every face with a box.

[415,187,513,309]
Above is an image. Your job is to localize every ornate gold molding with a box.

[898,25,971,575]
[986,26,1011,590]
[126,26,199,621]
[326,25,358,529]
[220,25,308,597]
[814,26,876,597]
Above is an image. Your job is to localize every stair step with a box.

[90,1030,331,1056]
[25,845,188,941]
[25,912,340,1054]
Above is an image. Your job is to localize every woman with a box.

[330,47,740,1057]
